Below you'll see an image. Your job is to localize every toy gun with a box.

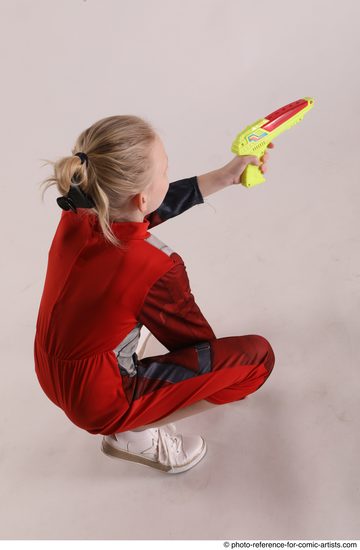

[231,97,315,188]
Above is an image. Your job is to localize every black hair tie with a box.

[56,151,95,213]
[75,151,89,166]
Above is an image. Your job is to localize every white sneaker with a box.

[101,426,207,474]
[161,423,177,435]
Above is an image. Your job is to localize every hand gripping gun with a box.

[231,97,315,188]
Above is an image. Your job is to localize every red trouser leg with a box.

[113,334,275,433]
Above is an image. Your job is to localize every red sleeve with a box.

[144,176,204,229]
[137,253,215,351]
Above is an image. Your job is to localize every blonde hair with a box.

[38,115,158,248]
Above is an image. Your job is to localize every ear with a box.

[132,191,148,213]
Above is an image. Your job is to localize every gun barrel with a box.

[261,97,314,132]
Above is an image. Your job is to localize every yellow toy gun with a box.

[231,97,315,188]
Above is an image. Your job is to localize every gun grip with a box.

[240,164,266,188]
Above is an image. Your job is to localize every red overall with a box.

[34,176,275,435]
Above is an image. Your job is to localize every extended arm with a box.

[144,176,204,229]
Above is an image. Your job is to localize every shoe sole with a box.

[101,435,207,474]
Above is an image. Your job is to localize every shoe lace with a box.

[152,428,184,466]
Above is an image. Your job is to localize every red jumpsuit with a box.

[34,175,275,435]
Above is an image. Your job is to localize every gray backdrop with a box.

[1,0,359,541]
